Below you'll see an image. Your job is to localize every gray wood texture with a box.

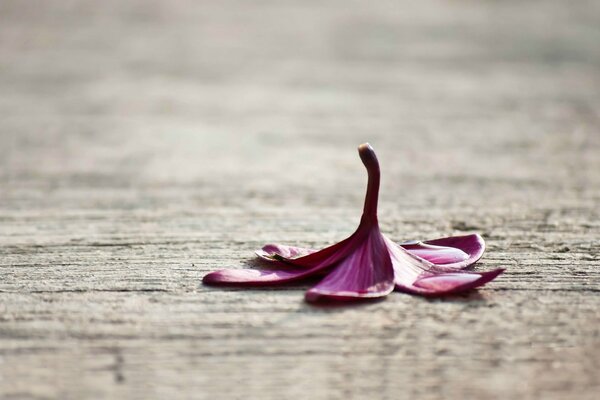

[1,0,599,399]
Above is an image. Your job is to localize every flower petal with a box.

[204,231,363,286]
[401,242,469,265]
[397,269,505,296]
[385,235,503,296]
[202,267,317,286]
[255,244,316,262]
[258,230,364,268]
[400,234,485,269]
[257,234,485,270]
[305,229,395,302]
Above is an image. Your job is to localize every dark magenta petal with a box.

[255,244,316,262]
[396,269,505,296]
[305,229,395,302]
[203,231,364,286]
[258,230,364,268]
[400,234,485,269]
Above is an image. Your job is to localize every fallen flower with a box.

[203,143,504,302]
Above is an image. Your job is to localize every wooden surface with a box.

[1,0,599,399]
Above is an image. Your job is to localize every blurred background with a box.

[1,0,598,209]
[0,1,599,399]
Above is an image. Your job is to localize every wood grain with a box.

[1,0,599,398]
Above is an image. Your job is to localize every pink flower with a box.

[203,143,504,302]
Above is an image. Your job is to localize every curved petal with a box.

[258,228,367,268]
[400,242,469,265]
[204,230,365,286]
[395,269,505,296]
[400,234,485,269]
[258,234,485,270]
[305,229,395,302]
[385,235,503,296]
[203,266,320,286]
[256,244,316,262]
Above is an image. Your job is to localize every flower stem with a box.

[358,143,380,222]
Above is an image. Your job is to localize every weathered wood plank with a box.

[0,291,599,399]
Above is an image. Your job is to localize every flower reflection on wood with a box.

[203,143,504,303]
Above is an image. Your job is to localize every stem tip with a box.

[358,143,379,171]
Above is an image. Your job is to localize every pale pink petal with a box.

[386,235,503,296]
[401,242,469,265]
[400,234,485,269]
[255,244,316,262]
[396,269,505,296]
